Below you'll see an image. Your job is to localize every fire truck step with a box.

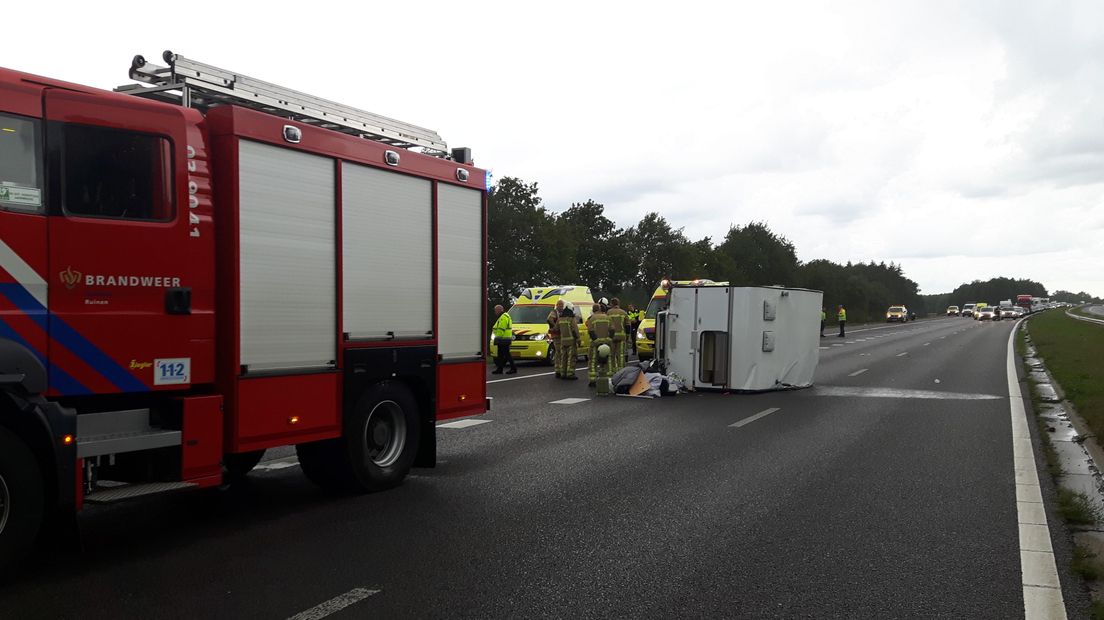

[76,409,183,458]
[84,481,198,504]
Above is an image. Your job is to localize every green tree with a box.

[486,177,560,307]
[716,222,799,287]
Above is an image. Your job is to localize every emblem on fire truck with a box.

[59,266,82,289]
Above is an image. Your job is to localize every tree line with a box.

[486,176,1085,325]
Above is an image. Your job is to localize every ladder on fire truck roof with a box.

[115,50,448,153]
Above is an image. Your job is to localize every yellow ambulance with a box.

[489,285,596,363]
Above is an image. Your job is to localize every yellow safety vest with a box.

[492,313,513,339]
[838,309,847,321]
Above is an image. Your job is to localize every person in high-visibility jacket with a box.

[586,303,612,386]
[491,304,517,374]
[606,298,629,372]
[556,302,580,380]
[837,305,847,338]
[626,303,641,353]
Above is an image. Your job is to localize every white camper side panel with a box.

[238,140,337,371]
[663,287,697,382]
[341,162,433,340]
[437,184,483,359]
[727,287,822,391]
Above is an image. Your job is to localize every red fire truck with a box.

[0,52,488,571]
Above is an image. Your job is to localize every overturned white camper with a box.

[658,285,823,392]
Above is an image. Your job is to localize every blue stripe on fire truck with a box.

[0,308,91,395]
[0,283,146,394]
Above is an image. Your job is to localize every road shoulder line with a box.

[1007,320,1067,619]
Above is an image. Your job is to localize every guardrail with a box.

[1066,306,1104,326]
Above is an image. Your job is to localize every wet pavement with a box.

[0,316,1090,618]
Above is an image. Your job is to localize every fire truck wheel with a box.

[223,450,266,481]
[0,427,45,575]
[297,382,420,493]
[346,382,420,491]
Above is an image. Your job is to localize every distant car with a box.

[946,306,960,316]
[1001,307,1016,319]
[961,303,976,318]
[886,306,908,322]
[977,307,996,321]
[1010,307,1025,318]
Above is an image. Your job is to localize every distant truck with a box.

[1016,295,1033,313]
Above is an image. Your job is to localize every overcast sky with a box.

[4,1,1102,296]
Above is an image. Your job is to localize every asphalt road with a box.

[0,317,1089,618]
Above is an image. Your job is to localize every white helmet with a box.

[599,297,609,305]
[597,343,611,359]
[563,301,574,312]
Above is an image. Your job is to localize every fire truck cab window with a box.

[63,124,173,221]
[0,114,43,213]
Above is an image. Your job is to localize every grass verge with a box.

[1073,545,1103,581]
[1057,487,1103,526]
[1026,311,1104,441]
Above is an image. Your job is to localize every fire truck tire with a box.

[0,427,45,576]
[346,382,420,491]
[297,382,419,493]
[223,450,266,480]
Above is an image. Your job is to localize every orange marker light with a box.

[62,434,75,445]
[288,416,300,425]
[459,395,467,401]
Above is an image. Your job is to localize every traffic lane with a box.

[819,318,1012,397]
[386,375,1024,615]
[0,350,1024,618]
[813,317,974,383]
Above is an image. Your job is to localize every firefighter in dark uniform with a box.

[556,302,580,380]
[606,298,629,372]
[548,299,564,377]
[586,303,612,387]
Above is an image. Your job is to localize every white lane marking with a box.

[896,352,909,357]
[923,342,931,346]
[550,397,590,405]
[848,368,868,377]
[438,419,492,429]
[940,336,947,339]
[815,386,1001,400]
[1006,320,1066,619]
[730,407,781,428]
[254,457,300,471]
[845,340,856,344]
[487,366,589,384]
[819,346,829,350]
[287,588,380,620]
[831,344,844,347]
